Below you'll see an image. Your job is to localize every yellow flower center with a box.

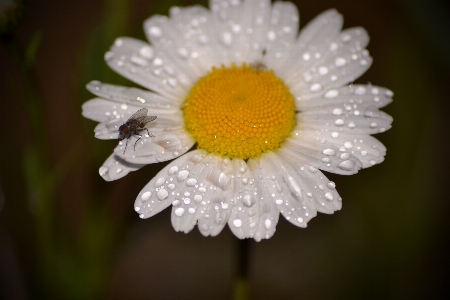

[183,64,296,159]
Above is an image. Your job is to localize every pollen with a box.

[183,64,296,159]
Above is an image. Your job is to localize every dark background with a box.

[1,0,449,299]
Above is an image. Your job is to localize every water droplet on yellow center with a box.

[183,64,296,159]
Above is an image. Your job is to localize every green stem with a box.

[233,239,251,300]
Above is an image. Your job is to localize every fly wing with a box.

[127,108,148,122]
[139,116,157,125]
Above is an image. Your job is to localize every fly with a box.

[118,108,157,154]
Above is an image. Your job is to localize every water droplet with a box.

[323,149,335,156]
[172,200,181,206]
[114,38,123,47]
[355,86,367,95]
[194,195,202,203]
[186,178,197,187]
[348,122,356,129]
[309,166,317,173]
[318,66,328,76]
[329,42,339,51]
[327,182,336,189]
[156,189,168,200]
[331,132,339,138]
[168,166,179,175]
[338,160,354,171]
[267,30,276,41]
[154,177,166,187]
[325,90,339,98]
[341,33,352,42]
[325,192,334,201]
[344,141,353,149]
[310,83,322,92]
[222,31,233,46]
[335,57,346,67]
[302,52,311,61]
[134,206,140,211]
[297,217,304,223]
[332,108,343,115]
[148,26,162,37]
[340,153,350,160]
[242,195,255,207]
[188,208,196,214]
[174,207,185,217]
[183,198,191,205]
[264,219,272,229]
[369,160,376,165]
[335,119,344,126]
[177,170,189,181]
[99,166,108,176]
[167,183,175,190]
[104,51,114,61]
[141,191,152,201]
[139,46,153,59]
[370,122,378,128]
[233,219,243,228]
[116,168,122,174]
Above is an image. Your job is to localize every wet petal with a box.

[99,154,145,181]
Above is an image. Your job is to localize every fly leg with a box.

[133,134,143,151]
[123,138,129,154]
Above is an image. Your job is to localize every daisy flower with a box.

[82,0,393,241]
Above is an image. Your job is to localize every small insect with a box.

[118,108,157,154]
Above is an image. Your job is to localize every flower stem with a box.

[233,238,251,300]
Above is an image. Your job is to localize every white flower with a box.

[82,0,393,241]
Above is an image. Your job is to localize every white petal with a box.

[227,159,261,240]
[297,98,393,135]
[144,6,222,76]
[282,129,363,175]
[99,154,144,181]
[250,153,320,229]
[114,130,195,164]
[209,0,271,65]
[298,84,393,110]
[86,81,179,111]
[263,1,299,71]
[105,37,192,100]
[274,7,371,100]
[134,150,209,219]
[167,152,233,236]
[287,128,386,171]
[273,152,342,213]
[84,98,182,140]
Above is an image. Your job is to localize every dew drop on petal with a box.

[325,89,339,98]
[275,199,284,205]
[233,219,243,228]
[327,182,336,189]
[325,192,334,201]
[264,219,272,229]
[156,189,168,200]
[242,195,255,207]
[168,166,179,175]
[99,166,108,176]
[335,57,346,67]
[332,108,343,116]
[335,119,344,126]
[141,191,152,201]
[148,26,162,37]
[338,160,354,171]
[177,170,189,181]
[174,207,185,217]
[310,83,323,92]
[186,178,198,187]
[323,149,336,156]
[154,177,166,187]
